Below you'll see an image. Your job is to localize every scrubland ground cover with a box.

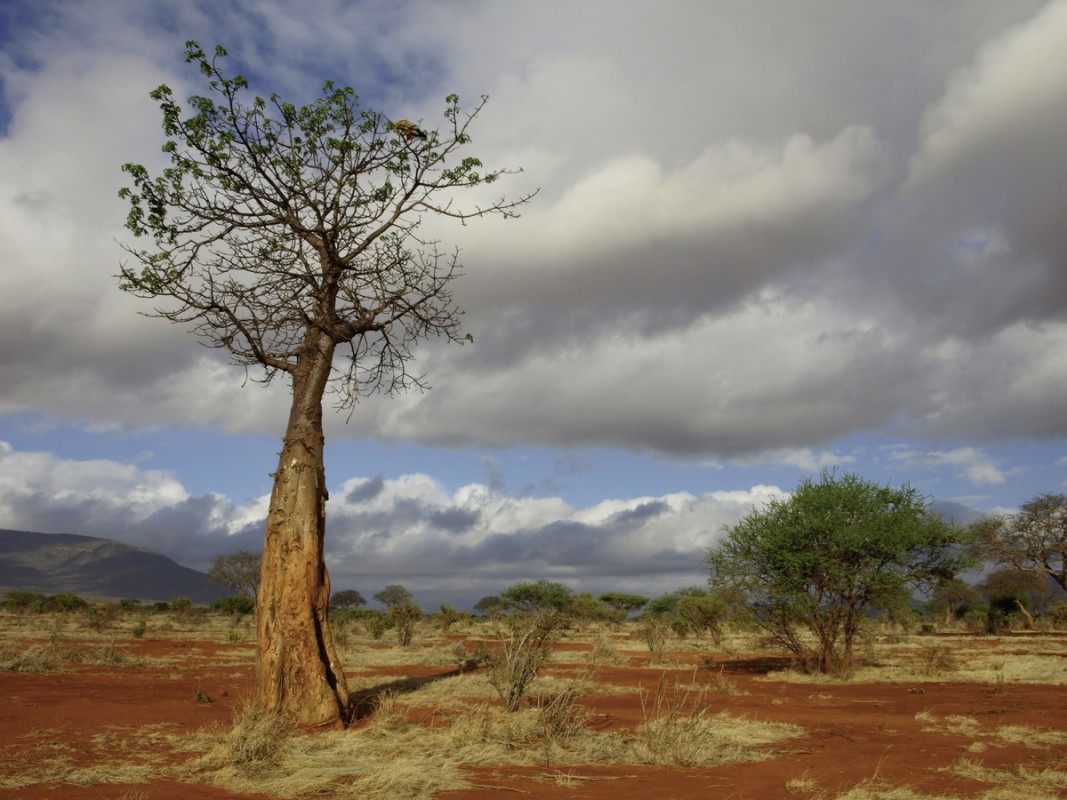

[1,607,1066,799]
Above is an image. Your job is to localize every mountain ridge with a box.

[0,528,229,604]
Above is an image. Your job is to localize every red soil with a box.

[2,635,1065,799]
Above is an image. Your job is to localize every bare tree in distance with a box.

[207,550,261,599]
[118,41,534,729]
[971,493,1067,593]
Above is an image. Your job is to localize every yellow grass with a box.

[3,611,1067,799]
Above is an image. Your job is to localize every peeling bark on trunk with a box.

[254,331,350,729]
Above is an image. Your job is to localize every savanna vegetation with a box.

[2,571,1067,799]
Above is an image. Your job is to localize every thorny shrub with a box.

[480,611,564,712]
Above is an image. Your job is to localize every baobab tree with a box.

[118,42,532,728]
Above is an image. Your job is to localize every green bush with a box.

[432,603,467,632]
[1042,603,1067,631]
[3,591,46,612]
[48,593,88,613]
[500,579,574,613]
[363,609,388,640]
[212,595,256,616]
[675,594,728,642]
[388,601,423,646]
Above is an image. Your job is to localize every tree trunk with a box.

[1014,598,1037,631]
[254,331,350,729]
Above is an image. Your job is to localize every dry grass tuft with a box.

[916,711,1067,748]
[632,673,802,767]
[785,769,820,793]
[207,700,293,767]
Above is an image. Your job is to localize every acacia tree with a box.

[118,42,532,728]
[971,493,1067,592]
[329,589,366,610]
[372,584,413,609]
[709,471,967,676]
[499,579,574,613]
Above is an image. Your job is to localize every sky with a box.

[0,0,1065,610]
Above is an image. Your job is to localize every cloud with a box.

[883,445,1006,486]
[0,441,265,569]
[324,473,786,603]
[0,0,1063,468]
[752,449,857,472]
[0,440,785,605]
[892,0,1067,336]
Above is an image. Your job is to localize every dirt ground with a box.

[2,622,1066,799]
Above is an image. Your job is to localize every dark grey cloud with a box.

[345,475,385,504]
[0,1,1063,472]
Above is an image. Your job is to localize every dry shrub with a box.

[533,685,589,765]
[635,615,670,665]
[917,644,958,676]
[84,602,119,632]
[64,639,126,666]
[712,665,748,696]
[0,645,54,672]
[587,633,626,668]
[480,611,562,712]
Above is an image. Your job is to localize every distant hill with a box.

[0,529,229,604]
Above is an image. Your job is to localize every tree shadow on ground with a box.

[347,659,482,724]
[716,655,794,675]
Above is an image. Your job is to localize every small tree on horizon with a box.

[373,584,413,609]
[499,579,574,613]
[118,41,533,728]
[330,589,366,610]
[207,550,261,599]
[473,595,502,615]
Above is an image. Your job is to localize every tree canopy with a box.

[330,589,366,609]
[971,493,1067,592]
[709,471,967,675]
[119,43,532,405]
[206,550,261,599]
[499,579,574,613]
[373,584,413,609]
